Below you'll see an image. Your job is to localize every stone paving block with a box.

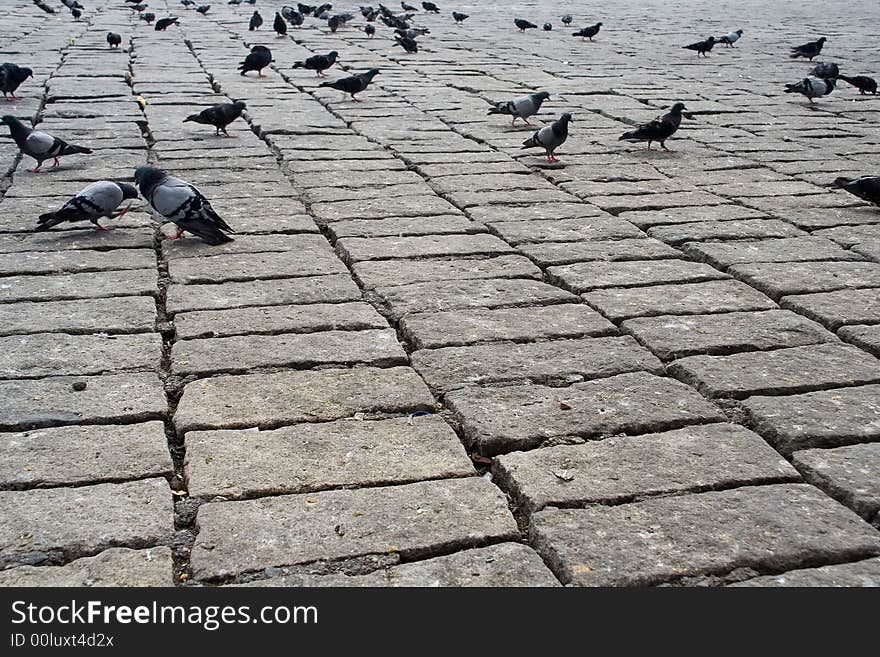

[0,297,156,337]
[0,422,172,489]
[684,237,862,268]
[173,302,387,340]
[185,415,473,500]
[647,218,805,245]
[337,234,514,263]
[165,274,362,315]
[168,250,347,285]
[161,234,322,261]
[174,366,436,434]
[0,333,162,379]
[520,238,681,266]
[400,304,616,349]
[0,270,157,304]
[530,484,880,586]
[354,255,541,289]
[671,343,880,399]
[548,259,727,293]
[171,329,406,376]
[0,249,155,276]
[728,261,880,299]
[0,547,174,587]
[620,205,766,228]
[588,191,728,213]
[813,224,880,248]
[467,203,609,224]
[730,557,880,587]
[191,478,518,581]
[0,479,172,569]
[445,372,725,455]
[238,543,560,587]
[0,373,167,432]
[377,278,577,319]
[854,241,880,263]
[839,324,880,357]
[792,443,880,522]
[488,217,643,245]
[312,196,460,221]
[780,288,880,330]
[327,215,481,239]
[413,336,662,395]
[0,229,154,254]
[494,424,800,513]
[583,279,777,322]
[621,310,836,360]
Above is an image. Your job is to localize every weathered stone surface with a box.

[0,374,166,431]
[0,479,172,569]
[173,302,387,340]
[728,261,880,299]
[839,324,880,357]
[792,443,880,522]
[413,336,662,394]
[327,215,481,239]
[337,234,514,263]
[520,238,681,266]
[548,259,727,293]
[781,288,880,330]
[191,478,518,581]
[354,255,541,289]
[0,422,172,489]
[0,547,173,587]
[466,203,609,224]
[531,484,880,586]
[0,229,154,254]
[0,333,162,379]
[647,219,804,245]
[622,310,836,360]
[377,278,577,319]
[400,304,616,349]
[488,217,643,245]
[683,237,861,268]
[0,270,156,304]
[620,205,766,228]
[446,372,725,455]
[584,279,776,322]
[312,196,459,221]
[166,275,361,314]
[168,250,347,285]
[730,557,880,587]
[495,424,800,512]
[0,297,156,336]
[588,191,728,213]
[0,249,155,276]
[186,415,473,500]
[238,543,560,587]
[174,366,435,434]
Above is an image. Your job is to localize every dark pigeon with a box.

[422,2,439,12]
[402,2,416,10]
[543,22,552,31]
[70,7,82,19]
[683,36,715,57]
[838,75,878,95]
[34,1,56,14]
[36,181,139,232]
[572,22,601,40]
[238,45,272,76]
[249,11,262,30]
[791,37,826,60]
[273,12,288,35]
[196,5,210,15]
[834,176,880,207]
[1,115,93,172]
[784,76,836,103]
[319,68,380,102]
[293,51,339,77]
[183,100,247,136]
[618,102,691,152]
[521,112,572,163]
[394,34,418,53]
[298,3,316,14]
[488,91,550,126]
[107,32,122,48]
[452,11,467,23]
[0,63,33,101]
[141,12,156,23]
[515,18,537,31]
[155,17,180,30]
[134,166,235,245]
[365,23,375,36]
[717,29,743,46]
[561,15,572,26]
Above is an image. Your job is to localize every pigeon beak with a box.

[683,112,695,121]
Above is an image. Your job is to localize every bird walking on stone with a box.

[134,166,235,245]
[452,11,467,24]
[0,63,33,101]
[834,176,880,207]
[561,15,572,26]
[521,112,572,163]
[238,45,272,76]
[515,18,537,32]
[790,37,826,61]
[249,11,263,30]
[784,76,836,103]
[293,51,338,77]
[488,91,550,127]
[36,181,139,232]
[683,36,715,57]
[107,32,122,48]
[1,115,93,172]
[810,62,839,79]
[394,34,419,53]
[274,12,288,36]
[717,29,743,47]
[319,68,380,102]
[184,100,247,136]
[422,2,439,13]
[155,17,180,30]
[141,12,156,24]
[838,75,877,95]
[196,4,210,14]
[364,24,375,37]
[572,22,601,40]
[618,102,692,152]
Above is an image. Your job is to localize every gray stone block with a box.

[0,547,173,587]
[730,557,880,587]
[792,443,880,522]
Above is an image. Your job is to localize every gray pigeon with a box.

[36,181,139,231]
[784,76,836,103]
[1,115,93,172]
[183,100,247,136]
[521,112,572,162]
[134,166,235,244]
[487,91,550,126]
[0,63,34,100]
[834,176,880,207]
[810,62,839,79]
[717,29,743,46]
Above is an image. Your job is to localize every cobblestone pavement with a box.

[1,0,879,587]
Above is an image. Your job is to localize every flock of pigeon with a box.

[3,2,879,245]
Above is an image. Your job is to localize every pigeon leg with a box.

[661,142,673,153]
[29,163,42,173]
[51,157,60,168]
[222,127,232,137]
[111,204,132,220]
[92,221,113,231]
[164,228,186,240]
[511,117,517,127]
[351,94,361,102]
[645,142,653,151]
[523,118,533,126]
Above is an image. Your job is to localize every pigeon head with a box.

[134,166,167,193]
[233,100,247,109]
[14,67,33,82]
[1,115,23,127]
[559,112,573,123]
[833,177,853,188]
[670,102,687,113]
[818,37,827,44]
[537,91,551,101]
[117,182,140,200]
[328,51,339,61]
[363,68,380,80]
[707,36,716,44]
[596,22,603,27]
[736,29,743,35]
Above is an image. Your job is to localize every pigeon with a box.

[487,91,550,127]
[70,7,82,19]
[515,19,537,32]
[401,1,416,9]
[181,0,195,6]
[364,24,375,37]
[717,29,743,47]
[811,62,839,79]
[450,11,467,23]
[36,181,139,232]
[315,3,333,14]
[273,12,288,35]
[107,32,122,49]
[561,14,572,26]
[543,23,552,31]
[282,7,305,26]
[298,3,316,14]
[184,100,247,136]
[572,22,601,40]
[238,45,272,76]
[521,112,572,163]
[1,115,93,172]
[0,63,33,101]
[834,176,880,207]
[394,34,418,53]
[34,1,56,13]
[249,11,262,30]
[229,0,242,4]
[129,3,147,11]
[155,17,180,30]
[618,102,691,152]
[422,2,439,12]
[134,166,235,244]
[293,51,339,77]
[784,76,836,103]
[838,75,878,95]
[791,37,826,61]
[196,5,210,15]
[141,12,156,23]
[328,14,342,32]
[683,36,715,57]
[319,68,380,102]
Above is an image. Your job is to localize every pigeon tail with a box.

[35,208,81,230]
[59,144,93,156]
